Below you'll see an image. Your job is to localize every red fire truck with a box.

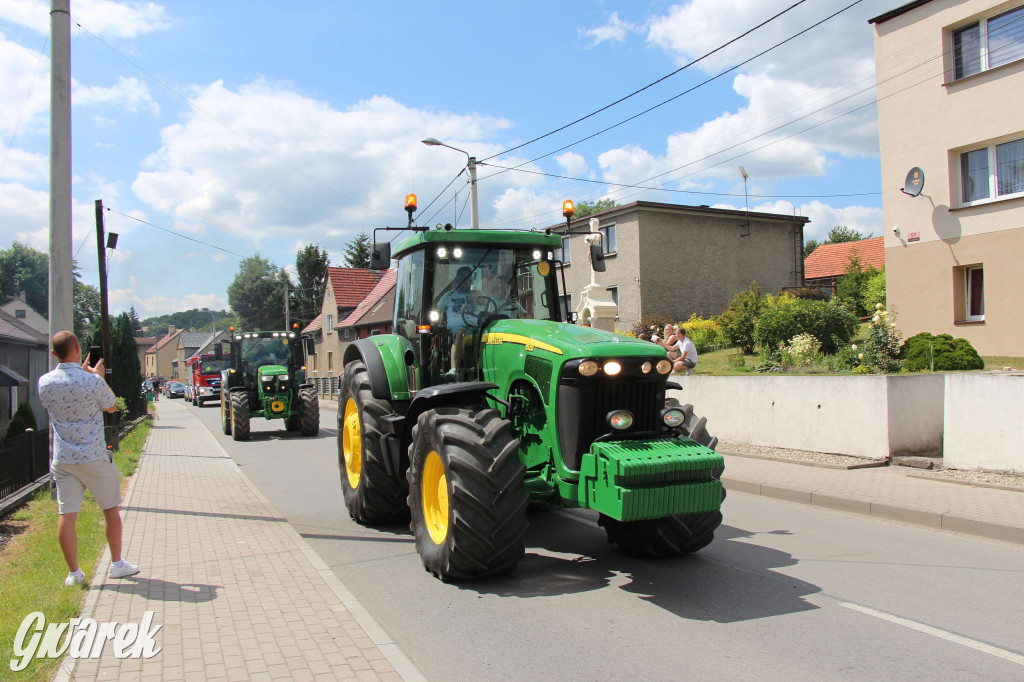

[185,353,230,407]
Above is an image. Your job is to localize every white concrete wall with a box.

[668,375,946,459]
[944,373,1024,473]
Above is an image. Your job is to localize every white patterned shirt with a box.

[38,362,117,465]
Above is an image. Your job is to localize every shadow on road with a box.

[458,512,821,624]
[100,576,221,603]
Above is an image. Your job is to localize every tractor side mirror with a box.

[370,242,391,270]
[214,343,223,360]
[589,242,606,272]
[304,337,315,355]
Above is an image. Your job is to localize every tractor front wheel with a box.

[299,388,319,436]
[231,391,250,441]
[221,394,232,435]
[285,415,300,431]
[407,406,528,581]
[338,362,407,523]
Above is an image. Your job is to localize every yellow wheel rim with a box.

[422,451,449,545]
[342,399,362,488]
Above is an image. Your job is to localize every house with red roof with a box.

[304,267,385,384]
[334,269,396,348]
[804,237,884,294]
[144,327,182,379]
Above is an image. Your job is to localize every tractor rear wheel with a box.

[599,399,723,558]
[221,395,232,435]
[338,362,407,523]
[299,388,319,436]
[407,406,528,581]
[231,391,250,441]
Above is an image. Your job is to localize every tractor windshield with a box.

[199,359,229,375]
[241,337,295,375]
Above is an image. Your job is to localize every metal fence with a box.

[0,430,50,500]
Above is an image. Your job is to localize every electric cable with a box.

[103,207,247,259]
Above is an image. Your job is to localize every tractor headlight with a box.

[578,361,599,377]
[603,361,622,376]
[661,407,686,428]
[641,361,653,374]
[656,359,672,374]
[607,410,634,430]
[260,375,274,384]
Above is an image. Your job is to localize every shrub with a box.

[853,304,903,373]
[115,396,132,431]
[753,297,856,355]
[835,254,879,317]
[727,352,746,369]
[780,333,822,367]
[630,315,677,341]
[3,401,38,442]
[900,332,984,371]
[717,283,764,354]
[787,286,831,301]
[679,313,726,352]
[862,269,886,312]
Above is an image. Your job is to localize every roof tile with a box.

[328,267,385,308]
[804,237,885,280]
[337,270,397,328]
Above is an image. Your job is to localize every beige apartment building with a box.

[872,0,1024,355]
[554,201,808,329]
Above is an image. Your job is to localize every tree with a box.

[0,242,48,314]
[227,254,285,331]
[111,313,144,418]
[835,254,879,317]
[73,278,100,339]
[128,306,143,334]
[824,225,865,244]
[803,239,820,258]
[574,199,617,219]
[342,232,371,269]
[295,243,330,326]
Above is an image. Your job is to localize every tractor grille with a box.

[556,366,665,471]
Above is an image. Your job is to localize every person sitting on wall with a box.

[669,327,698,374]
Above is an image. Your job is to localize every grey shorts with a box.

[52,457,122,514]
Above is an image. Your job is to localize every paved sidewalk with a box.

[719,450,1024,545]
[62,400,423,682]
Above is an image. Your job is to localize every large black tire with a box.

[285,415,300,432]
[299,388,319,436]
[599,399,723,558]
[338,362,407,523]
[221,394,232,435]
[231,391,250,441]
[407,406,528,581]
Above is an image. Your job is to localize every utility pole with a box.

[422,137,480,229]
[284,279,290,329]
[95,200,113,386]
[48,0,73,358]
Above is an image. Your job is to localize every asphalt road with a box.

[185,398,1024,681]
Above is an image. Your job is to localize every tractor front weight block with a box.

[578,437,724,522]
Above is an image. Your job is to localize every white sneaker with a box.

[108,559,140,578]
[64,569,85,586]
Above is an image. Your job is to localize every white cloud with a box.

[581,12,638,47]
[211,253,227,263]
[0,32,50,138]
[555,151,588,178]
[75,76,159,116]
[0,143,46,181]
[752,199,883,242]
[0,0,171,37]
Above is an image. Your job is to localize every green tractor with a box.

[219,328,320,440]
[339,212,724,581]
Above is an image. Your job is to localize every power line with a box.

[103,207,247,259]
[480,0,812,162]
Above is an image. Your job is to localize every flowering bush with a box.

[680,313,726,352]
[779,333,821,367]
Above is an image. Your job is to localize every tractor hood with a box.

[482,319,665,360]
[257,365,288,378]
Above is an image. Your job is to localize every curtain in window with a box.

[954,23,982,78]
[996,138,1024,196]
[961,148,989,202]
[968,267,984,318]
[988,6,1024,69]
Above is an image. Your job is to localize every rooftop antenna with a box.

[739,166,751,237]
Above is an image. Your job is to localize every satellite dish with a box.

[901,167,924,197]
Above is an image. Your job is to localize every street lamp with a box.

[261,275,290,329]
[422,137,479,229]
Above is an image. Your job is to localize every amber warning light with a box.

[562,200,575,218]
[405,194,418,213]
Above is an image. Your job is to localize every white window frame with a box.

[965,265,985,322]
[952,5,1024,81]
[600,225,616,255]
[325,313,333,334]
[957,135,1024,207]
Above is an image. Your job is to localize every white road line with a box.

[840,602,1024,667]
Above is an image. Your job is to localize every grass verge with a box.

[0,418,151,682]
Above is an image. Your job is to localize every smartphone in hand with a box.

[88,346,102,366]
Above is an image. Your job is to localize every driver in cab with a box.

[436,266,485,381]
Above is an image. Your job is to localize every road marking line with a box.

[840,602,1024,667]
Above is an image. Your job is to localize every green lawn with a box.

[0,418,150,682]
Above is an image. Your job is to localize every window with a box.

[953,6,1024,80]
[559,294,572,322]
[966,265,985,321]
[607,286,619,320]
[311,353,318,371]
[14,309,26,318]
[326,313,333,333]
[327,351,334,372]
[555,236,571,263]
[960,136,1024,204]
[600,225,616,254]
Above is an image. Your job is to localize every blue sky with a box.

[1,0,896,320]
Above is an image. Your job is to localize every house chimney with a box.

[167,325,176,335]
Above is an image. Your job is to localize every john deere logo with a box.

[271,400,285,412]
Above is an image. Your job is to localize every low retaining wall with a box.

[944,373,1024,473]
[667,374,945,459]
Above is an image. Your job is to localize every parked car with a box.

[167,381,186,399]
